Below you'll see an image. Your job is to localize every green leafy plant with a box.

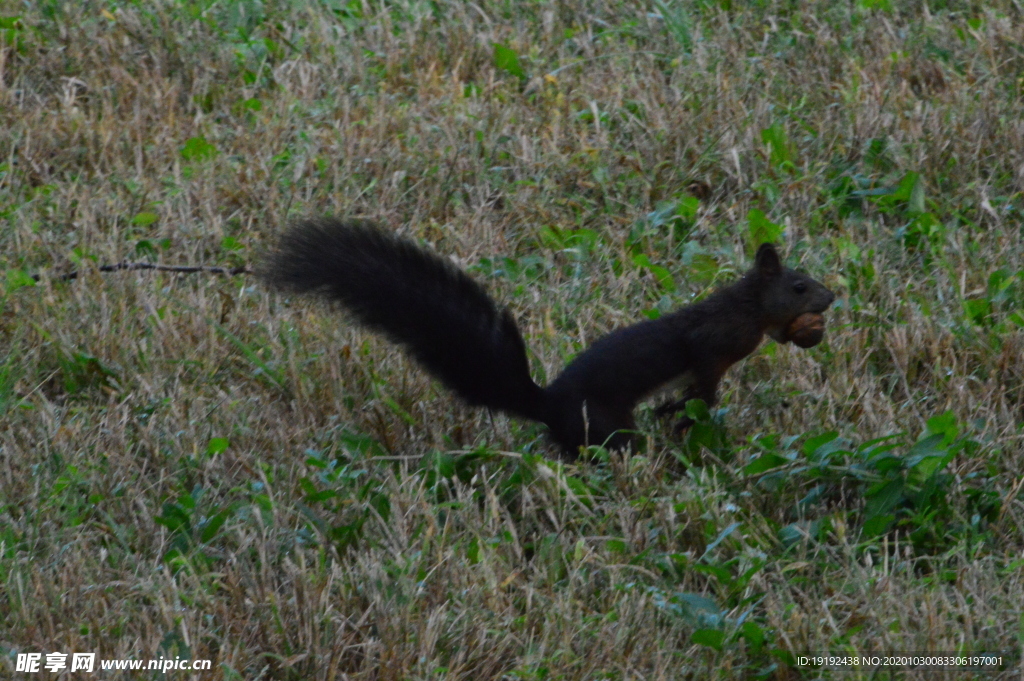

[963,269,1019,330]
[58,351,119,395]
[760,123,797,174]
[180,136,219,163]
[747,209,784,251]
[493,43,525,81]
[745,412,997,554]
[676,398,732,465]
[298,439,391,553]
[155,487,239,570]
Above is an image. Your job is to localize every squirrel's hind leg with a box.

[548,401,637,458]
[584,403,637,452]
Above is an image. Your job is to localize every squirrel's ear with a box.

[754,243,782,277]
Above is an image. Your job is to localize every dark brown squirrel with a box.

[263,218,835,458]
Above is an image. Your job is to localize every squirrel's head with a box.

[750,243,835,343]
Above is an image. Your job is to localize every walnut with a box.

[786,313,826,348]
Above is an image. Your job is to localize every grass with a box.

[2,0,1024,678]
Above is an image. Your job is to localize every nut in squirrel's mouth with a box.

[785,312,827,348]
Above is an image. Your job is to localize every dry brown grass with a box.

[2,0,1024,678]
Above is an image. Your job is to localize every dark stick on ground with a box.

[31,262,252,282]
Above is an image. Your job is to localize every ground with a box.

[1,0,1023,679]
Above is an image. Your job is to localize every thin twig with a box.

[32,262,252,282]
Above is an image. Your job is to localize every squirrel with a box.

[262,218,835,459]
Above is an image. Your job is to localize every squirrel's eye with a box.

[793,281,807,294]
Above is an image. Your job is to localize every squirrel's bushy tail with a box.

[263,219,546,421]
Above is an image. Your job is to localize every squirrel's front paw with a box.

[673,415,695,433]
[655,399,687,418]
